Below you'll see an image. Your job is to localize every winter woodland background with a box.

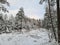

[0,0,58,45]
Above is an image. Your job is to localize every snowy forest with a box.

[0,0,59,45]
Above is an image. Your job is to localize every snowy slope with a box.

[0,28,57,45]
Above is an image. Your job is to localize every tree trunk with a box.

[56,0,60,43]
[48,0,56,41]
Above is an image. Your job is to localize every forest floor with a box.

[0,28,58,45]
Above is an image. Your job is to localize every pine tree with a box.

[15,7,25,32]
[8,15,15,31]
[0,0,9,33]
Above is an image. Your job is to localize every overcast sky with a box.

[7,0,45,20]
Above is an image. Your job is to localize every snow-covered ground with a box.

[0,28,57,45]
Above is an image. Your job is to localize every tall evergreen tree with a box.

[15,7,24,32]
[0,0,9,33]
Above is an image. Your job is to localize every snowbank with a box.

[0,28,57,45]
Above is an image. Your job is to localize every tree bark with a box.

[56,0,60,43]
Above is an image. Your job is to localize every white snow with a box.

[0,28,57,45]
